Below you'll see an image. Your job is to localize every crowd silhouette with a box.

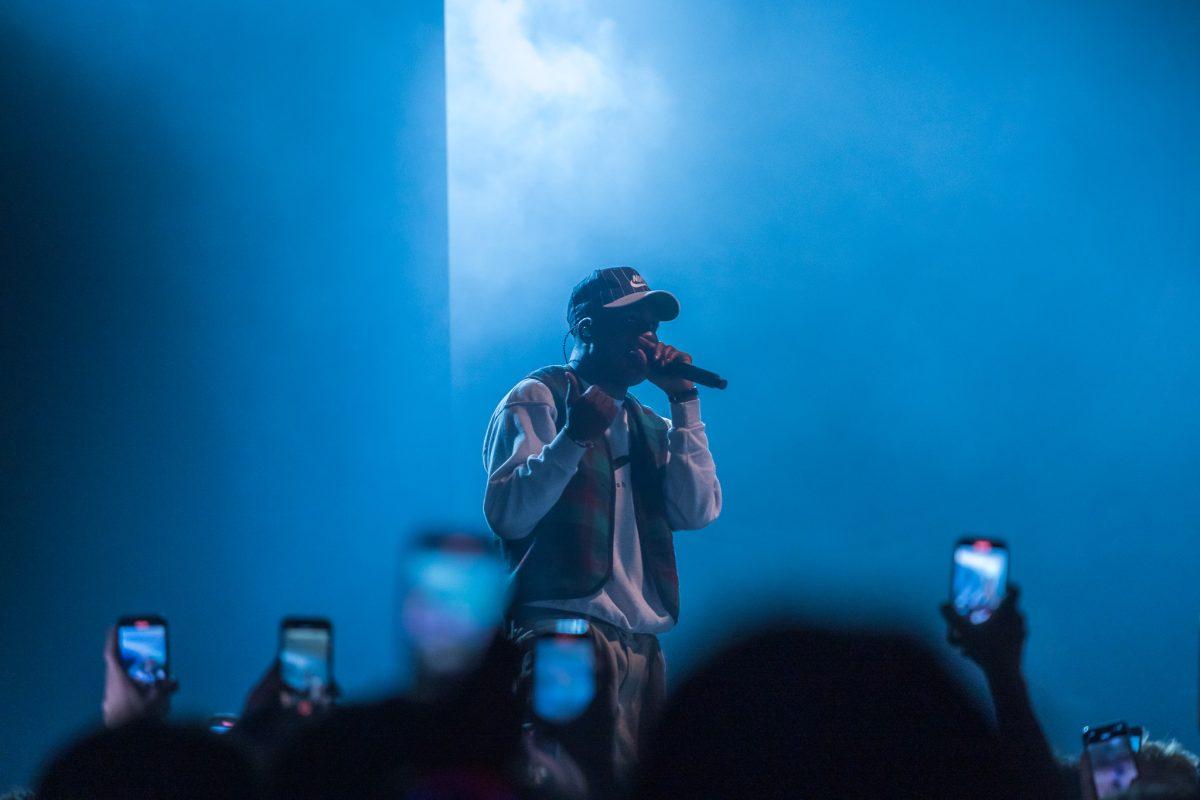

[8,531,1197,800]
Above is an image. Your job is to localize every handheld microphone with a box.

[662,361,728,390]
[637,335,728,390]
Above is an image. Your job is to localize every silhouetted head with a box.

[267,635,524,800]
[635,624,1015,800]
[1111,739,1200,800]
[400,529,511,692]
[36,719,258,800]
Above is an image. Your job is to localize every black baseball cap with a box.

[567,267,680,331]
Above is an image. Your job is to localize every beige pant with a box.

[513,612,667,791]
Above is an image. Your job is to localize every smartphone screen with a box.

[951,538,1009,624]
[117,617,168,686]
[533,632,596,724]
[401,534,510,673]
[279,620,332,696]
[207,714,238,735]
[1086,730,1139,798]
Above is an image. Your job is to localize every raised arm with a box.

[940,587,1065,799]
[483,379,587,540]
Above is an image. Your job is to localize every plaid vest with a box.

[501,365,680,621]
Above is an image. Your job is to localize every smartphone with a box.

[532,621,596,724]
[1128,725,1144,752]
[950,537,1009,624]
[1083,722,1139,798]
[401,532,511,673]
[116,615,169,686]
[207,714,238,735]
[278,617,333,697]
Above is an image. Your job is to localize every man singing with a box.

[483,267,722,783]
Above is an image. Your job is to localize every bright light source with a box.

[444,0,668,374]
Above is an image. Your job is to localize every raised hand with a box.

[243,659,339,719]
[940,584,1026,678]
[563,371,619,446]
[639,334,695,396]
[102,627,176,728]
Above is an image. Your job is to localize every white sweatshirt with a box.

[483,377,722,634]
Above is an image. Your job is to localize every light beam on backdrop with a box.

[445,0,667,381]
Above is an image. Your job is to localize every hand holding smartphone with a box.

[941,539,1026,676]
[104,615,175,728]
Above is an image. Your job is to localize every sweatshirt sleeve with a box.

[483,379,588,540]
[661,398,722,531]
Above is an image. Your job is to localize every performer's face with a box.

[591,303,660,386]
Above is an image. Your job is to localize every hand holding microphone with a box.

[639,334,694,395]
[639,335,729,393]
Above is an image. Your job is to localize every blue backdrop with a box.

[3,0,1199,789]
[446,0,1200,760]
[1,0,448,787]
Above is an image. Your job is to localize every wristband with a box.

[667,388,699,404]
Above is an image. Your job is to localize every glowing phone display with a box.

[279,619,332,696]
[117,616,168,686]
[951,538,1009,624]
[1083,723,1139,799]
[533,630,596,724]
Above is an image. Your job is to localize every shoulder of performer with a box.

[500,377,556,410]
[484,378,559,461]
